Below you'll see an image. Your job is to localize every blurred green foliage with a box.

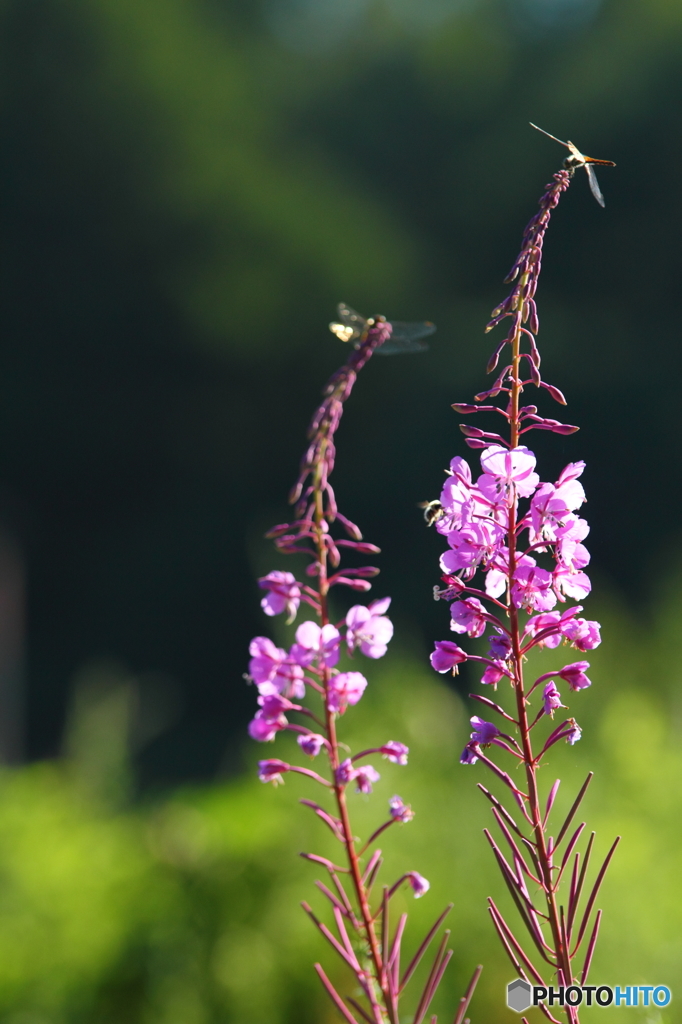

[0,585,678,1021]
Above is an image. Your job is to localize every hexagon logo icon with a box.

[507,979,532,1013]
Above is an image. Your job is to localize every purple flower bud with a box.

[258,570,301,621]
[297,733,326,757]
[258,759,290,784]
[248,711,287,742]
[430,640,468,675]
[389,795,414,822]
[558,661,591,691]
[328,671,368,714]
[542,681,566,717]
[380,741,409,765]
[406,871,430,897]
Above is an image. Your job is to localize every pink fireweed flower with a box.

[528,466,586,545]
[488,632,512,660]
[558,661,591,691]
[389,795,414,822]
[248,636,305,697]
[552,565,591,602]
[335,759,380,793]
[406,871,430,897]
[258,758,290,785]
[565,719,582,745]
[440,521,505,573]
[562,616,602,651]
[290,621,340,668]
[469,716,500,745]
[542,681,567,717]
[297,733,326,757]
[481,660,510,686]
[336,758,355,785]
[478,444,540,500]
[327,671,368,714]
[258,570,301,621]
[354,765,380,794]
[554,516,590,568]
[430,640,468,674]
[511,563,557,612]
[449,597,489,638]
[380,741,409,765]
[248,710,287,742]
[460,743,480,765]
[345,597,394,658]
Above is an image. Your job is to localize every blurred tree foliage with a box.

[0,0,678,778]
[0,589,679,1021]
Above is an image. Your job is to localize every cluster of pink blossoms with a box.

[427,443,601,765]
[248,589,403,794]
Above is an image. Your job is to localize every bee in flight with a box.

[329,302,435,355]
[418,499,445,527]
[530,123,616,207]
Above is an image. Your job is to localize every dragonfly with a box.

[530,123,616,208]
[329,302,435,355]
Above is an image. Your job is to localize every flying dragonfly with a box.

[329,302,435,355]
[530,123,616,207]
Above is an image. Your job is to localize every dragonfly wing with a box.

[330,302,367,343]
[529,123,569,148]
[388,320,437,342]
[376,338,429,355]
[585,163,605,207]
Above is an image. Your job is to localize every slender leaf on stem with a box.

[329,872,358,921]
[412,931,452,1024]
[301,902,361,972]
[362,849,382,887]
[300,851,348,873]
[487,906,527,978]
[478,784,525,838]
[580,909,602,984]
[483,830,551,959]
[557,823,585,883]
[334,905,359,965]
[554,773,593,849]
[381,888,390,986]
[399,904,453,992]
[299,799,345,841]
[346,997,375,1024]
[315,880,352,919]
[571,837,620,955]
[488,899,548,985]
[543,780,561,826]
[537,1002,563,1024]
[388,913,407,978]
[567,832,594,935]
[491,807,542,886]
[452,964,483,1024]
[469,692,517,724]
[314,963,362,1024]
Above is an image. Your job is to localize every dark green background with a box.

[0,0,676,782]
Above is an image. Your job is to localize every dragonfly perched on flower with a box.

[530,123,616,207]
[329,302,435,355]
